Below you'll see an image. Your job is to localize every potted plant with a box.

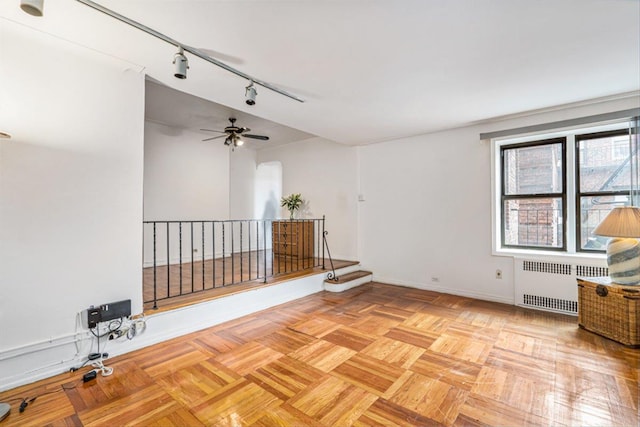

[281,193,304,219]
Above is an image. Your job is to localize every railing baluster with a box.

[240,222,243,283]
[166,222,170,300]
[322,216,326,269]
[287,220,291,273]
[264,220,268,283]
[248,221,251,281]
[152,222,157,309]
[212,221,216,289]
[231,222,235,285]
[298,219,304,271]
[275,221,280,274]
[202,221,205,290]
[222,222,226,286]
[190,222,194,293]
[255,221,259,280]
[179,222,183,295]
[314,220,324,269]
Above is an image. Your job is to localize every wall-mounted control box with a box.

[83,299,131,329]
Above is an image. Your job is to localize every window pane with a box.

[504,198,563,248]
[579,194,630,251]
[504,143,563,195]
[578,134,631,193]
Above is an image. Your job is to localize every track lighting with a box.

[173,47,188,79]
[245,82,257,106]
[20,0,44,16]
[28,0,303,102]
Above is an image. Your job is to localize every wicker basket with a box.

[577,277,640,347]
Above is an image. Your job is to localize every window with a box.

[501,139,566,250]
[495,122,634,254]
[576,130,631,251]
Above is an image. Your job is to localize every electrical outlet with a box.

[496,269,503,279]
[431,277,440,283]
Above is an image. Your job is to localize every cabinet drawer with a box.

[272,220,315,259]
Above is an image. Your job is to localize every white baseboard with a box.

[372,275,515,306]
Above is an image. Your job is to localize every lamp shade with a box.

[593,206,640,238]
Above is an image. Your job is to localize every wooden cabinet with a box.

[272,220,315,260]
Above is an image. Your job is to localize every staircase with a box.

[323,269,372,293]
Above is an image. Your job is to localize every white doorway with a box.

[255,161,282,220]
[255,162,282,249]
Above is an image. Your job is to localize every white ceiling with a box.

[2,0,639,145]
[145,80,315,150]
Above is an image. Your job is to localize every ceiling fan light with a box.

[235,137,244,146]
[245,82,257,105]
[173,49,189,79]
[20,0,44,16]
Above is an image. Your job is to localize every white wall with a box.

[229,147,257,220]
[144,121,230,221]
[0,22,145,385]
[258,137,359,260]
[143,121,231,264]
[358,96,640,303]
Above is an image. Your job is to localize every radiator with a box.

[514,258,608,315]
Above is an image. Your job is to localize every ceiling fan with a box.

[200,117,269,148]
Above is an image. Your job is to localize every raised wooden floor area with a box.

[144,256,358,312]
[1,283,637,426]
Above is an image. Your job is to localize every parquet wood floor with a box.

[1,282,638,426]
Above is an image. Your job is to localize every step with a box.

[324,270,372,293]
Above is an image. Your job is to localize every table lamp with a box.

[593,206,640,285]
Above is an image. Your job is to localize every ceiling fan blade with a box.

[202,135,227,141]
[243,134,270,141]
[200,128,226,133]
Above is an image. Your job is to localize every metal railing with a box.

[323,230,338,282]
[142,217,328,308]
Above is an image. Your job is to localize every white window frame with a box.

[491,120,630,259]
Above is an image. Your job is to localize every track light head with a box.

[20,0,44,16]
[173,48,189,79]
[245,82,257,106]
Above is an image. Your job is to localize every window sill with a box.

[493,248,606,263]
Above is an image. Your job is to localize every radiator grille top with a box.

[523,261,571,275]
[576,265,609,277]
